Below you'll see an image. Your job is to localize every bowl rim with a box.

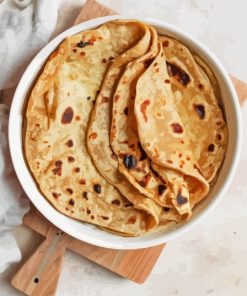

[8,15,242,249]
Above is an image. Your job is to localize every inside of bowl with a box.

[13,18,240,249]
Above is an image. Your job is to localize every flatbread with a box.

[24,19,228,236]
[86,23,163,228]
[134,42,209,213]
[25,20,160,236]
[160,36,228,184]
[110,26,175,207]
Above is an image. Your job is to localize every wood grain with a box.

[29,207,165,284]
[11,223,65,296]
[74,0,117,25]
[11,206,164,296]
[11,0,247,295]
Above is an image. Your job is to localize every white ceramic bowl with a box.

[9,16,242,249]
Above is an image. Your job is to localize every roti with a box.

[160,36,228,184]
[24,19,228,236]
[134,42,209,214]
[109,26,175,208]
[86,23,163,228]
[25,20,161,236]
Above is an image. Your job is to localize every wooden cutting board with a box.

[11,0,247,295]
[11,206,165,295]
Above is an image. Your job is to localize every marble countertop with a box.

[1,0,247,295]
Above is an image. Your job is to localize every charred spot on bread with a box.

[171,123,183,134]
[93,184,102,194]
[112,199,121,206]
[82,192,88,200]
[69,198,75,206]
[194,104,205,120]
[166,62,190,86]
[158,184,167,195]
[124,155,137,169]
[61,107,74,124]
[66,139,74,147]
[208,143,215,152]
[76,41,90,48]
[176,191,188,205]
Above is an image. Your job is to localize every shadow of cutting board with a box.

[11,0,247,295]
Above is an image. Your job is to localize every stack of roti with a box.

[25,20,228,236]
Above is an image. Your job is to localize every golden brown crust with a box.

[25,20,228,236]
[160,36,228,185]
[25,20,161,236]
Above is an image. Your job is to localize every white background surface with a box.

[1,0,247,295]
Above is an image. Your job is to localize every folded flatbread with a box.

[160,36,228,185]
[25,20,162,235]
[24,19,228,236]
